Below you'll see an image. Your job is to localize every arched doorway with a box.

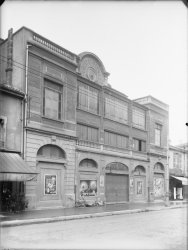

[133,165,146,201]
[153,162,165,200]
[105,162,129,203]
[78,159,98,200]
[36,144,66,208]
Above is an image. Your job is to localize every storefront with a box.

[77,159,98,203]
[0,152,38,212]
[105,162,129,203]
[170,175,188,200]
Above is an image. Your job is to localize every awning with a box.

[0,152,38,181]
[171,175,188,186]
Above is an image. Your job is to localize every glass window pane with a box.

[105,95,128,123]
[132,107,145,129]
[45,88,59,119]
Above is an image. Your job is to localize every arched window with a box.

[79,159,97,169]
[154,162,164,172]
[106,162,129,172]
[37,144,65,159]
[134,165,146,175]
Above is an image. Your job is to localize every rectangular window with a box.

[132,107,145,129]
[173,153,181,168]
[78,82,99,114]
[43,80,62,120]
[105,95,128,123]
[77,124,99,142]
[0,117,6,148]
[104,131,128,148]
[155,123,162,146]
[133,138,146,152]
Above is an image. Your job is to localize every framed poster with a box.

[80,180,97,196]
[44,175,57,195]
[137,181,143,194]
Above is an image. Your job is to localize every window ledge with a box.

[42,116,65,124]
[132,125,146,132]
[77,107,101,117]
[104,116,128,126]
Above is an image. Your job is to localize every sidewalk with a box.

[0,200,187,227]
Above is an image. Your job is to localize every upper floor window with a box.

[133,138,146,152]
[104,131,129,149]
[0,117,6,148]
[173,152,182,168]
[43,79,62,120]
[132,107,145,130]
[105,95,128,123]
[78,82,99,114]
[77,124,99,142]
[155,123,162,146]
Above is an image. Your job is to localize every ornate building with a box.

[0,27,169,209]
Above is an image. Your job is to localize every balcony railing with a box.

[33,34,77,64]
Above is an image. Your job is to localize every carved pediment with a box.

[78,52,109,86]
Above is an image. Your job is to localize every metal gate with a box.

[105,174,129,203]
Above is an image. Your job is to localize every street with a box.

[1,207,187,250]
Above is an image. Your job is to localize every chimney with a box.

[6,28,13,86]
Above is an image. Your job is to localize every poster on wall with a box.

[154,177,164,198]
[80,180,97,196]
[137,181,143,194]
[44,175,57,195]
[100,175,104,187]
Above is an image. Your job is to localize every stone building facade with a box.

[0,27,169,209]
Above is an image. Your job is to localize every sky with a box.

[1,1,187,145]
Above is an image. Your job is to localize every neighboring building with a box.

[0,27,169,210]
[169,143,188,200]
[0,29,37,211]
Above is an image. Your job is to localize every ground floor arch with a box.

[105,162,129,203]
[133,165,146,201]
[153,162,165,200]
[36,144,67,208]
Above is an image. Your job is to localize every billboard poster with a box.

[154,177,164,198]
[44,175,57,195]
[137,181,143,194]
[80,180,97,196]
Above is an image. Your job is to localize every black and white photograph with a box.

[0,0,187,249]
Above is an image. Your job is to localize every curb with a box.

[0,204,186,228]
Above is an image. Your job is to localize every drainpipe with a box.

[23,44,32,160]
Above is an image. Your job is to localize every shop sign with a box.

[44,175,57,195]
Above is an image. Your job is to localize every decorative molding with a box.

[33,34,77,64]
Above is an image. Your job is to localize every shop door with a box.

[105,174,129,203]
[134,177,145,200]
